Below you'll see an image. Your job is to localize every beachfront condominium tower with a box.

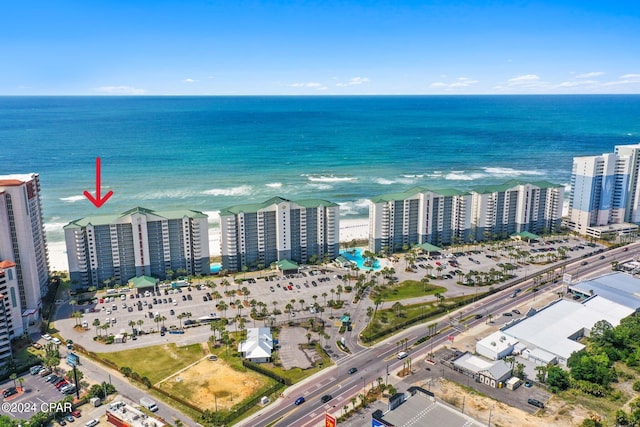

[368,187,473,254]
[0,173,49,319]
[368,180,564,254]
[566,144,640,239]
[0,261,24,343]
[220,197,340,272]
[64,207,210,290]
[471,180,564,241]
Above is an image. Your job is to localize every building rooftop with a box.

[219,196,338,216]
[502,296,634,361]
[106,401,166,427]
[374,387,484,427]
[569,272,640,310]
[0,173,37,186]
[238,327,273,359]
[64,207,207,228]
[477,331,519,354]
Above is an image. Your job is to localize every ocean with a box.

[2,95,640,251]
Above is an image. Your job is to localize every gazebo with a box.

[275,259,299,275]
[415,242,443,256]
[510,231,541,243]
[128,275,158,294]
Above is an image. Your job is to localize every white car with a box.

[42,333,52,340]
[52,337,61,345]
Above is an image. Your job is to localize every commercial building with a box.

[451,352,512,388]
[566,144,640,239]
[0,292,13,366]
[106,400,166,427]
[368,180,563,254]
[0,173,49,320]
[370,386,484,427]
[238,327,273,363]
[490,295,635,365]
[220,197,339,272]
[64,207,209,290]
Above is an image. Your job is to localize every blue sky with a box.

[2,0,640,95]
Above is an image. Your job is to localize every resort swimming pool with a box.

[339,248,380,270]
[210,263,221,274]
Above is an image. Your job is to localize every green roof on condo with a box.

[370,186,468,202]
[473,179,562,194]
[63,206,208,229]
[219,197,338,216]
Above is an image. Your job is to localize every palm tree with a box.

[298,299,305,312]
[128,320,136,335]
[322,292,328,306]
[17,377,24,391]
[218,301,228,318]
[93,319,101,337]
[336,285,343,303]
[137,319,144,332]
[177,313,185,329]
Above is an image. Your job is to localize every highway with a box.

[244,244,635,427]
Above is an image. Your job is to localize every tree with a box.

[547,365,571,391]
[93,318,101,337]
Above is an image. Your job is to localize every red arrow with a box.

[83,157,114,208]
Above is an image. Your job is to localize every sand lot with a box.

[158,357,271,410]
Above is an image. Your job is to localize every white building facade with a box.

[566,144,640,239]
[368,181,563,254]
[0,174,49,318]
[64,207,210,290]
[220,197,339,272]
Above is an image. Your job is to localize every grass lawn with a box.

[376,280,446,301]
[362,294,482,343]
[99,343,205,384]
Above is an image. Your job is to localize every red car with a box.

[287,285,293,290]
[71,410,81,418]
[623,247,629,252]
[55,381,69,390]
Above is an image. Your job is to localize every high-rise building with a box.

[64,207,210,290]
[369,180,564,254]
[220,197,339,272]
[0,173,49,317]
[566,144,640,239]
[472,180,564,241]
[368,187,472,254]
[0,261,23,341]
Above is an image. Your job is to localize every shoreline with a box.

[47,217,370,273]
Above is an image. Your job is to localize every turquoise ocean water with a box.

[2,95,640,245]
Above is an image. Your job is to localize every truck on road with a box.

[140,397,158,412]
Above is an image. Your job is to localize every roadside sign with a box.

[563,273,572,285]
[326,413,336,427]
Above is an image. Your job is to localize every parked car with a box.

[527,398,544,408]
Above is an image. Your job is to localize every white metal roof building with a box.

[502,296,634,364]
[568,272,640,309]
[476,331,520,360]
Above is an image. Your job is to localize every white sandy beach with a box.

[47,217,370,273]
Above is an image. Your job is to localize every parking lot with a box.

[59,267,360,351]
[0,368,76,421]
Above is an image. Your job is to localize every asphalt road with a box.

[241,243,636,427]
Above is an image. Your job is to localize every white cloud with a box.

[336,77,371,87]
[289,82,328,90]
[575,71,605,79]
[430,77,479,89]
[620,74,640,80]
[182,78,197,83]
[94,86,145,95]
[507,74,541,84]
[556,80,599,88]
